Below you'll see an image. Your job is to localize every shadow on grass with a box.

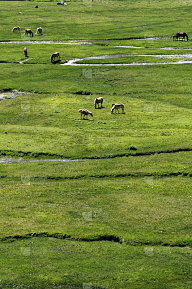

[81,118,94,121]
[51,59,61,64]
[0,60,18,64]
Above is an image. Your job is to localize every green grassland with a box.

[0,0,192,288]
[1,0,192,41]
[0,154,192,288]
[0,239,192,289]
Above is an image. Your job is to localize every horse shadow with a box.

[95,106,105,109]
[51,59,61,64]
[82,118,94,121]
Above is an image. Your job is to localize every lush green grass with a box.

[1,0,192,41]
[0,153,191,287]
[0,152,191,243]
[1,0,192,288]
[0,239,192,289]
[0,88,191,158]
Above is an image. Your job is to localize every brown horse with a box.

[79,109,93,119]
[13,26,20,32]
[111,103,124,114]
[25,29,33,37]
[173,32,188,41]
[51,52,60,63]
[36,27,42,35]
[94,97,103,109]
[24,47,28,57]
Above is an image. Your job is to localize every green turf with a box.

[1,0,192,288]
[0,239,192,289]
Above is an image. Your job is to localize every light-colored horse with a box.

[79,109,93,119]
[51,52,60,63]
[36,27,42,35]
[111,103,124,114]
[94,97,103,109]
[25,29,33,37]
[13,26,20,32]
[24,47,28,57]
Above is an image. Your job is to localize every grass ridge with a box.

[0,147,192,160]
[0,172,191,182]
[1,232,191,247]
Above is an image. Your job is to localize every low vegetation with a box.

[0,0,192,288]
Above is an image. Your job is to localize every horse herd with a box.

[13,27,189,41]
[50,32,189,63]
[79,97,125,119]
[12,26,43,36]
[13,27,189,62]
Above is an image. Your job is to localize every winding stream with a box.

[0,40,92,45]
[2,39,192,66]
[61,53,192,66]
[0,157,83,164]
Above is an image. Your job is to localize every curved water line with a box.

[0,157,84,164]
[61,53,192,66]
[0,40,92,45]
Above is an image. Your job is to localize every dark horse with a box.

[51,52,60,63]
[25,29,33,37]
[173,32,188,41]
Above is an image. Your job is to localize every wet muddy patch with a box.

[0,89,27,101]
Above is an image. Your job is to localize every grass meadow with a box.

[0,0,192,288]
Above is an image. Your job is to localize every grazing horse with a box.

[173,32,188,41]
[36,27,42,35]
[13,26,20,32]
[24,47,28,57]
[79,109,93,119]
[94,97,103,109]
[51,52,60,63]
[25,29,33,37]
[111,103,124,114]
